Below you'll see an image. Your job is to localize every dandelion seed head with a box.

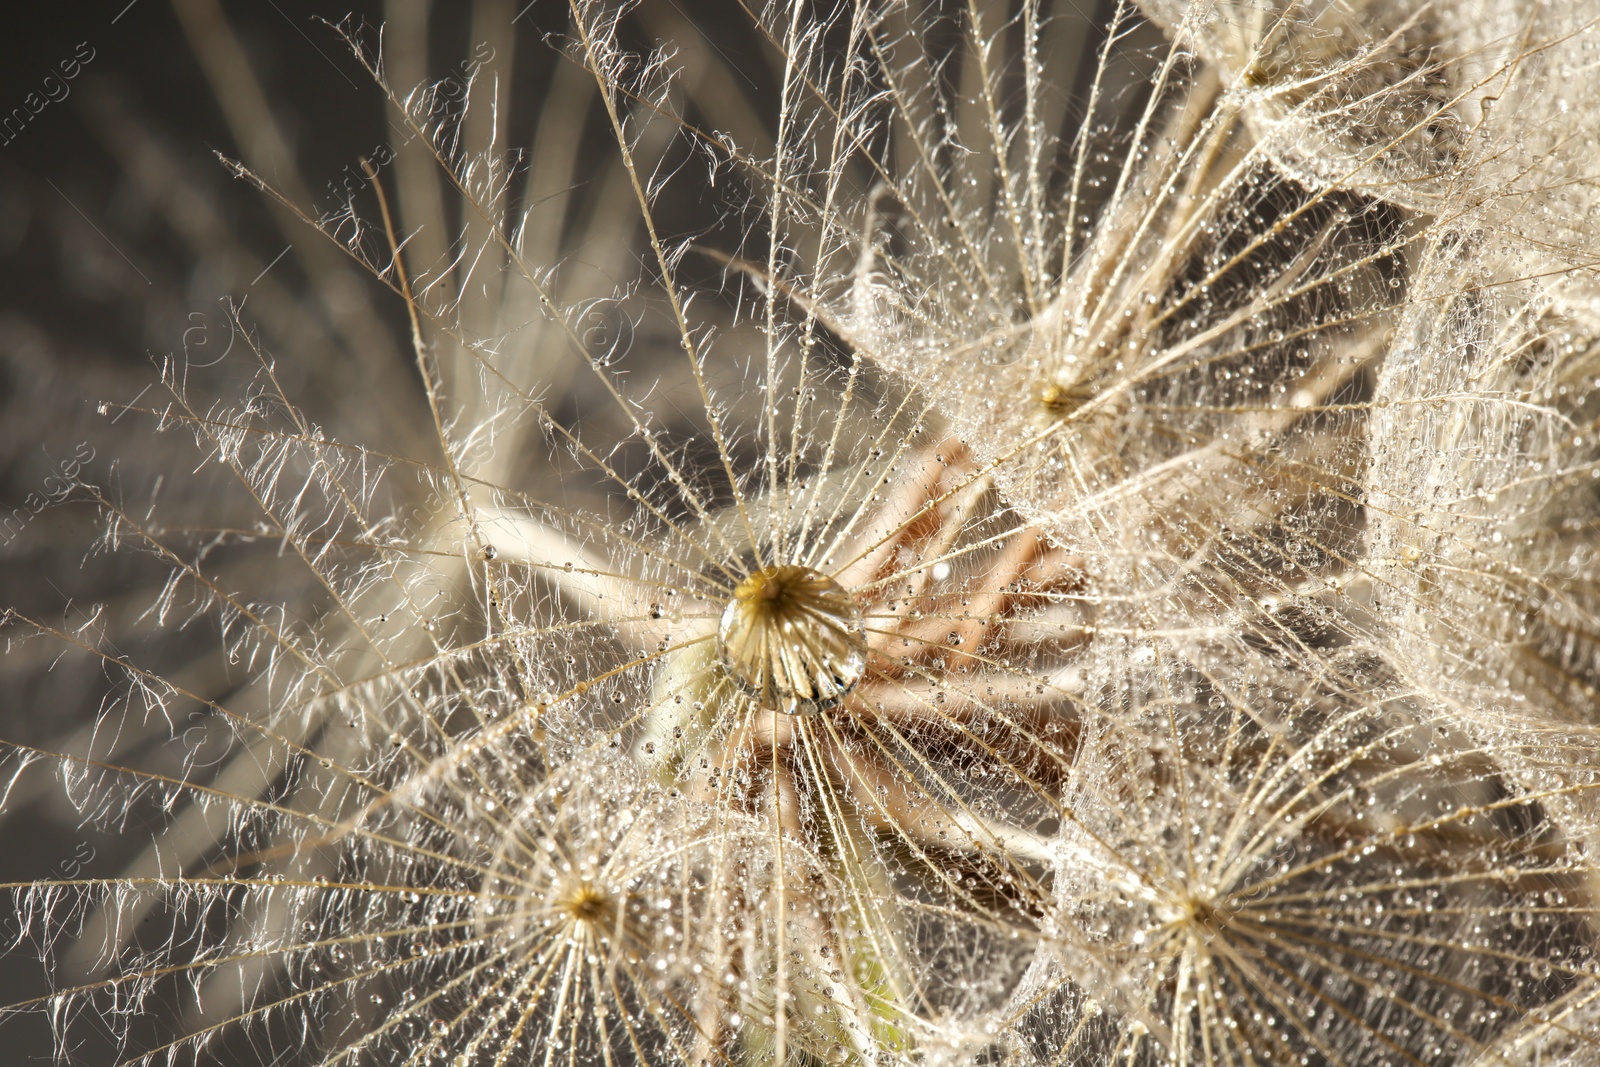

[7,0,1600,1064]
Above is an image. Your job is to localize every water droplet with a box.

[717,566,866,714]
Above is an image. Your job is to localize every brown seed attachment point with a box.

[717,565,867,715]
[562,883,612,927]
[1037,381,1093,416]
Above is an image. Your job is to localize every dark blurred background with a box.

[0,1,387,359]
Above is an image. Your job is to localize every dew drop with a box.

[717,565,866,714]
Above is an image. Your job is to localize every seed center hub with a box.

[717,565,867,714]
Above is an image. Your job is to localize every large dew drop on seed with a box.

[717,565,866,715]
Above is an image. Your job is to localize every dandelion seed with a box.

[5,1,1600,1065]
